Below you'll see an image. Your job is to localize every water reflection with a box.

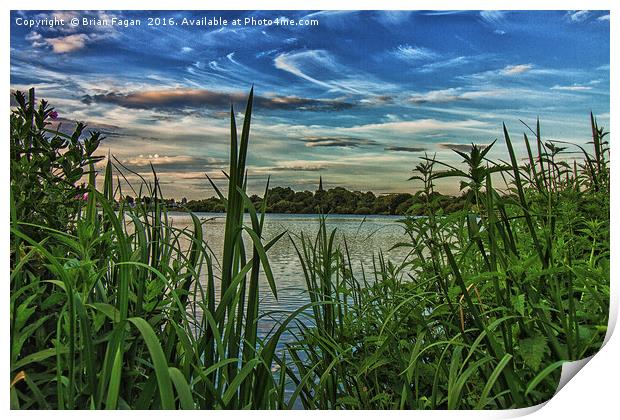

[170,212,410,335]
[168,212,411,405]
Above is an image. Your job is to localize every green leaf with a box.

[519,335,548,371]
[128,317,175,409]
[13,347,66,370]
[525,360,565,396]
[511,294,525,316]
[168,367,195,409]
[476,353,513,409]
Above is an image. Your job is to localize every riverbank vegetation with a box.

[169,186,466,215]
[10,88,609,409]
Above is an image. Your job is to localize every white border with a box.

[2,1,617,419]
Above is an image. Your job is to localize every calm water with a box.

[168,212,410,325]
[167,212,411,404]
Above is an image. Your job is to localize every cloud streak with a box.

[550,84,592,91]
[501,64,533,75]
[393,44,438,61]
[82,88,354,112]
[567,11,590,23]
[274,49,396,95]
[384,146,426,153]
[440,143,491,153]
[9,10,609,197]
[408,88,502,104]
[42,33,90,53]
[301,136,379,148]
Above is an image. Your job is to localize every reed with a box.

[10,88,609,409]
[10,88,291,409]
[285,116,609,409]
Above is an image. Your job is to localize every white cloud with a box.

[274,50,338,91]
[383,114,401,122]
[46,34,90,53]
[274,50,396,95]
[346,118,491,136]
[567,10,590,23]
[25,11,120,53]
[501,64,533,75]
[480,11,506,25]
[598,14,610,22]
[460,64,585,83]
[25,31,46,48]
[418,56,472,73]
[550,85,593,91]
[393,44,438,61]
[120,154,201,167]
[409,88,503,104]
[480,11,508,34]
[374,11,413,26]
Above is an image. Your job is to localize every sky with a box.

[10,10,610,198]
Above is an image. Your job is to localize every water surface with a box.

[169,212,410,317]
[168,212,411,403]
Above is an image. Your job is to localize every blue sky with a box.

[10,10,610,198]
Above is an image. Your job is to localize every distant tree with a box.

[173,184,466,215]
[388,193,412,215]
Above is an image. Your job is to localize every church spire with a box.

[318,175,324,192]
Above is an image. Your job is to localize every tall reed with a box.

[10,88,295,409]
[10,87,609,410]
[285,116,610,409]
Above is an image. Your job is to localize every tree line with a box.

[124,185,469,216]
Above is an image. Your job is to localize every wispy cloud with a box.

[384,146,426,153]
[9,10,609,196]
[121,154,208,168]
[393,44,438,61]
[274,50,342,91]
[409,88,502,104]
[417,56,473,73]
[374,11,414,26]
[501,64,533,75]
[440,143,491,153]
[301,136,379,148]
[479,11,508,34]
[567,10,590,23]
[479,11,506,25]
[45,33,90,53]
[24,11,120,53]
[550,84,592,91]
[268,164,328,172]
[82,88,355,112]
[274,49,396,95]
[345,119,492,136]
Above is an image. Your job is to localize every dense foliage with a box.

[10,89,609,410]
[129,186,467,216]
[10,88,103,239]
[286,117,610,408]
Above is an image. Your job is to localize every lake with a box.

[167,212,412,394]
[168,212,410,317]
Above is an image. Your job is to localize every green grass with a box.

[10,88,609,409]
[283,115,609,409]
[10,88,291,409]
